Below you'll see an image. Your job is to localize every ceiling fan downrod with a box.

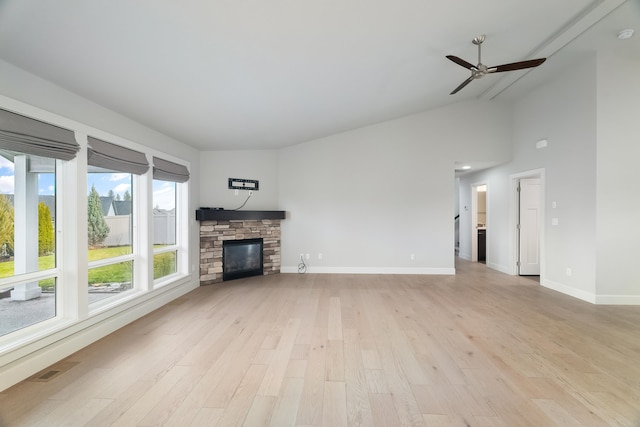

[472,35,488,78]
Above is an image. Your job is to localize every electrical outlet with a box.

[318,253,323,260]
[306,253,310,260]
[410,253,416,261]
[566,268,572,276]
[234,189,239,196]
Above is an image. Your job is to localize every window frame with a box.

[86,168,142,312]
[0,104,192,361]
[0,157,62,343]
[152,177,189,286]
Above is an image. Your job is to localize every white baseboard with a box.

[0,279,198,392]
[281,266,455,275]
[542,279,596,304]
[486,262,511,275]
[543,279,640,305]
[594,295,640,305]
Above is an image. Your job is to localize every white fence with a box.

[103,212,175,247]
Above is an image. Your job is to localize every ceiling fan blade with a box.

[450,76,474,95]
[489,58,546,73]
[446,55,477,70]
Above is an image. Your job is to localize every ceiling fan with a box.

[446,34,546,95]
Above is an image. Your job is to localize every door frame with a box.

[509,168,545,278]
[470,181,488,263]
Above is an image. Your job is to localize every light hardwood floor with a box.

[1,259,640,426]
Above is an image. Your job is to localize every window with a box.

[0,109,78,337]
[87,137,148,304]
[0,153,58,336]
[87,171,134,303]
[152,157,189,282]
[0,107,191,346]
[153,179,177,279]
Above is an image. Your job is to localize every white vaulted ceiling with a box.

[0,0,636,150]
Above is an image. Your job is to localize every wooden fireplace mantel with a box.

[195,209,286,221]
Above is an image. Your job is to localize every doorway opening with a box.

[470,183,488,263]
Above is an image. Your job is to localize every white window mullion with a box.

[60,135,88,320]
[136,166,153,292]
[177,181,190,276]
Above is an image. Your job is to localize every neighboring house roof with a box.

[99,197,115,216]
[99,197,133,216]
[113,200,131,216]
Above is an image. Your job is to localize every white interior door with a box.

[519,178,540,275]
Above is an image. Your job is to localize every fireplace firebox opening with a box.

[223,238,264,281]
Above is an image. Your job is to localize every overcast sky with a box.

[0,157,174,210]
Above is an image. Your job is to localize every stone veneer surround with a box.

[199,219,281,284]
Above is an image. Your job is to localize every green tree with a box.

[88,185,110,247]
[107,189,115,199]
[0,194,14,255]
[123,190,131,201]
[38,202,54,255]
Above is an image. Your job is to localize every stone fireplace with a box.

[198,215,283,285]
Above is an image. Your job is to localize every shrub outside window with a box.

[86,137,149,304]
[87,172,134,303]
[0,152,58,336]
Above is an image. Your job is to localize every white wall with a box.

[595,52,640,302]
[0,59,202,390]
[514,54,598,298]
[0,59,201,256]
[460,51,640,304]
[460,54,598,299]
[277,100,512,273]
[199,150,279,210]
[197,100,511,274]
[0,61,194,161]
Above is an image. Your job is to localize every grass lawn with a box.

[0,246,176,284]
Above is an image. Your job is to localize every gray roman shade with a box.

[0,108,80,160]
[87,136,149,175]
[153,157,189,183]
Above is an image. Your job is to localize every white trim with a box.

[281,266,455,275]
[0,277,197,391]
[542,278,596,304]
[486,261,511,275]
[457,251,471,261]
[594,295,640,305]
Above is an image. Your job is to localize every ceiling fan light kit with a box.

[446,34,547,95]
